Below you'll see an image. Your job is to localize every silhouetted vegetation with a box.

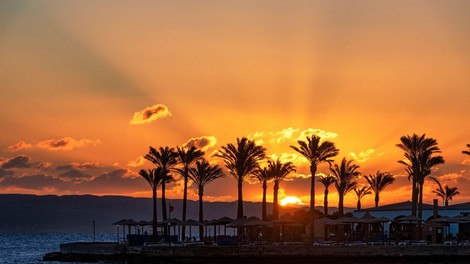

[216,137,266,219]
[396,134,444,219]
[430,177,460,207]
[318,174,336,215]
[364,171,395,207]
[464,144,470,156]
[253,165,274,220]
[354,186,371,210]
[331,158,360,216]
[189,159,225,240]
[269,158,296,219]
[290,135,339,241]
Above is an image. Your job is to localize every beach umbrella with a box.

[183,219,203,241]
[396,215,423,241]
[244,219,273,227]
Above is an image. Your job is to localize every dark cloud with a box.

[59,169,92,183]
[1,156,32,169]
[0,168,14,178]
[0,173,66,190]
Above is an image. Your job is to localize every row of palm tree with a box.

[140,146,224,241]
[139,134,465,242]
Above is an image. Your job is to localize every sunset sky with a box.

[0,1,469,210]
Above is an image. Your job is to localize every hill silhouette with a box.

[0,194,346,233]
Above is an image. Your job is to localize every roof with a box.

[358,201,443,212]
[445,202,470,210]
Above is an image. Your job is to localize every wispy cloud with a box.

[129,104,171,124]
[182,136,217,151]
[348,149,376,163]
[5,141,33,152]
[127,156,146,167]
[37,137,100,151]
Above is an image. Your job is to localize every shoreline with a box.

[43,242,470,263]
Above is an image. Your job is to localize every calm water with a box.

[0,233,115,264]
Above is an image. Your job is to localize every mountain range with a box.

[0,194,348,233]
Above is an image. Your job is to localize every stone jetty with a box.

[43,242,470,263]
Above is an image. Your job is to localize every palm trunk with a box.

[411,177,418,216]
[198,188,204,241]
[445,199,448,207]
[262,181,267,220]
[338,191,344,217]
[273,182,279,219]
[237,178,243,219]
[152,187,157,242]
[182,170,189,241]
[357,198,361,210]
[375,192,379,207]
[162,181,167,220]
[418,182,424,219]
[323,188,328,215]
[309,165,317,242]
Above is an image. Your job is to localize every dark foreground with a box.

[44,243,470,264]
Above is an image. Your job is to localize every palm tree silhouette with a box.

[145,146,178,220]
[175,146,204,240]
[216,137,266,219]
[290,135,339,241]
[463,144,470,156]
[253,165,274,220]
[430,177,460,207]
[396,134,444,218]
[269,158,296,219]
[364,171,395,207]
[331,158,359,216]
[354,186,371,210]
[189,159,225,240]
[318,174,336,215]
[139,168,165,241]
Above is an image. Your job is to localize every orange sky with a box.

[0,1,469,209]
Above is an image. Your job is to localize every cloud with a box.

[37,137,100,151]
[58,169,92,183]
[1,156,32,169]
[297,128,338,141]
[0,168,14,178]
[0,173,66,190]
[130,104,171,124]
[127,156,146,167]
[182,136,217,151]
[348,149,376,163]
[248,127,338,147]
[5,141,33,152]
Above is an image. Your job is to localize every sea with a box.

[0,232,115,264]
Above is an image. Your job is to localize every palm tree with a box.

[253,166,274,220]
[364,171,395,207]
[139,168,165,241]
[396,134,445,219]
[269,159,296,219]
[430,177,460,207]
[145,146,178,220]
[317,174,336,215]
[216,137,266,219]
[354,186,371,210]
[463,144,470,156]
[189,159,225,240]
[331,158,360,216]
[175,146,204,239]
[290,135,339,241]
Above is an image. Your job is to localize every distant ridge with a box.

[0,194,347,233]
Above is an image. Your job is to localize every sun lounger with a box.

[444,240,457,246]
[411,240,427,246]
[313,240,336,246]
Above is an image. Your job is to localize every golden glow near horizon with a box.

[280,196,304,207]
[0,1,469,210]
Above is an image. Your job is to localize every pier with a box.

[44,242,470,264]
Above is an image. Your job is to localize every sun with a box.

[280,196,304,206]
